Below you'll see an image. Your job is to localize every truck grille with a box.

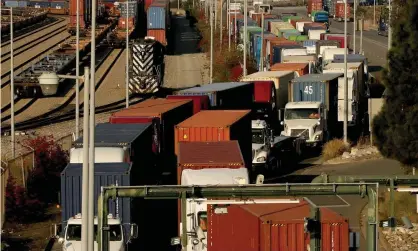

[291,129,309,138]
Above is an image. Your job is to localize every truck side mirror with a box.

[171,237,181,246]
[278,109,283,121]
[130,223,138,239]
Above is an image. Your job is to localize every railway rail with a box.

[0,16,64,47]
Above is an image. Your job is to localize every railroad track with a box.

[1,44,116,123]
[0,17,65,48]
[1,25,67,63]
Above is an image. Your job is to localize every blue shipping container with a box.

[176,82,254,109]
[303,39,317,47]
[5,1,19,7]
[50,1,68,8]
[147,6,166,29]
[272,44,303,64]
[236,18,258,36]
[18,0,28,6]
[29,1,50,8]
[290,73,342,110]
[254,34,275,69]
[314,13,329,23]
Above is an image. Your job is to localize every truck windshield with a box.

[66,224,123,241]
[198,212,208,232]
[252,129,265,144]
[285,109,319,120]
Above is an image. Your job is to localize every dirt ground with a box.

[2,206,61,250]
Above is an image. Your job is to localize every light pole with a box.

[220,0,223,48]
[37,68,91,251]
[75,0,80,139]
[227,0,231,51]
[260,12,264,71]
[125,2,130,108]
[343,0,348,144]
[353,0,356,53]
[89,0,97,247]
[373,0,376,25]
[243,0,247,76]
[210,0,214,83]
[19,142,35,170]
[388,0,391,50]
[9,7,15,158]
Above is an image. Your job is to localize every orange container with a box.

[270,63,310,76]
[147,29,166,46]
[174,110,251,169]
[264,36,287,58]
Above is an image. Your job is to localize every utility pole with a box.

[88,0,97,247]
[234,0,237,44]
[75,0,80,139]
[125,2,129,108]
[210,0,214,83]
[243,0,247,76]
[360,19,363,54]
[343,0,348,144]
[81,67,90,251]
[260,12,264,71]
[388,0,392,50]
[227,0,231,51]
[220,0,223,48]
[373,0,376,25]
[10,7,15,158]
[215,0,217,30]
[353,0,356,54]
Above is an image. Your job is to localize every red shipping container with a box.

[118,17,135,29]
[336,2,350,19]
[68,16,86,30]
[174,110,252,170]
[207,201,349,251]
[145,0,153,10]
[253,81,274,103]
[147,29,166,46]
[307,0,322,15]
[327,35,346,48]
[270,63,309,76]
[110,98,194,160]
[166,95,209,114]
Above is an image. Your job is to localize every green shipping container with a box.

[289,35,309,42]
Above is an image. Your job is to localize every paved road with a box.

[163,13,209,89]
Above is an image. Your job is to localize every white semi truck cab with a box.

[171,198,300,251]
[280,102,328,147]
[54,214,138,251]
[251,120,273,168]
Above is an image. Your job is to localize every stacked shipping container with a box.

[146,0,170,45]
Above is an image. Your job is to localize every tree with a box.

[372,0,418,167]
[23,136,69,204]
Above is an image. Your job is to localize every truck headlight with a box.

[192,239,199,245]
[256,157,266,162]
[314,134,320,140]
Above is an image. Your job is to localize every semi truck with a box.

[280,73,343,147]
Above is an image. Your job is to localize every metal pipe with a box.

[97,183,377,251]
[360,19,363,54]
[88,0,97,246]
[210,0,214,83]
[215,0,217,30]
[228,0,230,51]
[75,0,80,139]
[81,67,90,251]
[243,0,247,76]
[181,192,187,248]
[311,174,418,185]
[125,1,129,108]
[10,7,15,158]
[389,178,395,232]
[343,0,348,144]
[388,0,392,50]
[310,206,321,251]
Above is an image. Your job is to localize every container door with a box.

[292,81,326,104]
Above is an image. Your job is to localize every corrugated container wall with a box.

[119,1,138,17]
[307,0,322,14]
[166,95,210,114]
[175,82,254,110]
[29,1,50,8]
[50,1,67,8]
[207,201,349,251]
[270,63,310,76]
[147,29,166,45]
[174,110,252,176]
[147,5,166,29]
[5,0,20,7]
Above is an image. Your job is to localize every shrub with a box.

[379,191,418,223]
[5,176,44,222]
[322,139,350,160]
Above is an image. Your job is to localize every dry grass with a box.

[357,135,371,148]
[379,191,418,224]
[322,139,351,161]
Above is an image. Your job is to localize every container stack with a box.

[49,0,69,14]
[146,0,170,46]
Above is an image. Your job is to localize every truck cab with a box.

[257,4,273,14]
[280,102,328,147]
[55,214,138,251]
[252,120,273,170]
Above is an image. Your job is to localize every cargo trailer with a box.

[270,63,310,77]
[174,110,252,177]
[316,40,341,57]
[175,82,254,110]
[272,44,303,64]
[109,98,194,181]
[206,201,349,251]
[307,0,323,16]
[166,95,209,114]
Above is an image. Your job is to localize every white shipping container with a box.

[308,29,327,40]
[281,48,308,57]
[322,48,347,61]
[338,74,355,100]
[69,147,127,163]
[282,55,316,63]
[295,21,312,32]
[305,46,317,54]
[319,45,338,57]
